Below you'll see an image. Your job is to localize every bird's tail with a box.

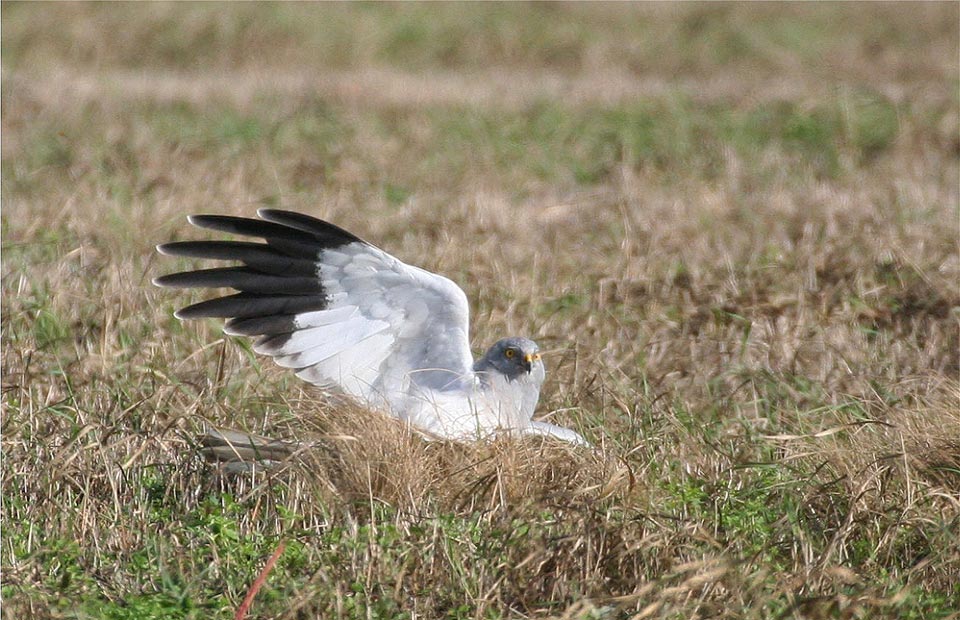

[200,427,302,470]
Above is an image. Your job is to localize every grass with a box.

[2,2,959,619]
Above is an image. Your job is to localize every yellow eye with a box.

[504,349,516,359]
[533,353,541,361]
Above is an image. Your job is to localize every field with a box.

[2,3,959,618]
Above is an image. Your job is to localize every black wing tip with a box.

[156,242,180,256]
[167,293,331,321]
[187,213,248,228]
[256,208,293,220]
[172,303,218,320]
[153,272,210,289]
[256,209,363,245]
[152,273,177,288]
[172,300,224,320]
[178,210,363,248]
[256,208,324,222]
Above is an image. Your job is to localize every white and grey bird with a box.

[154,209,587,446]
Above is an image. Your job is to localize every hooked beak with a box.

[523,352,540,372]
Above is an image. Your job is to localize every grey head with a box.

[473,337,587,443]
[473,337,545,384]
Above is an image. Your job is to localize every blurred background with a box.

[4,2,956,212]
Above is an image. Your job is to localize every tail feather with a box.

[200,427,301,465]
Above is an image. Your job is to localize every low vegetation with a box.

[2,3,958,618]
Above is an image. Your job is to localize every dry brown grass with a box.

[2,3,959,619]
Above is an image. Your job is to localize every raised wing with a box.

[154,210,475,408]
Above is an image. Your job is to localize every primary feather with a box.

[155,209,587,446]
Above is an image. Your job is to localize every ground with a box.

[2,3,959,619]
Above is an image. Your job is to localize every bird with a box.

[154,209,588,452]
